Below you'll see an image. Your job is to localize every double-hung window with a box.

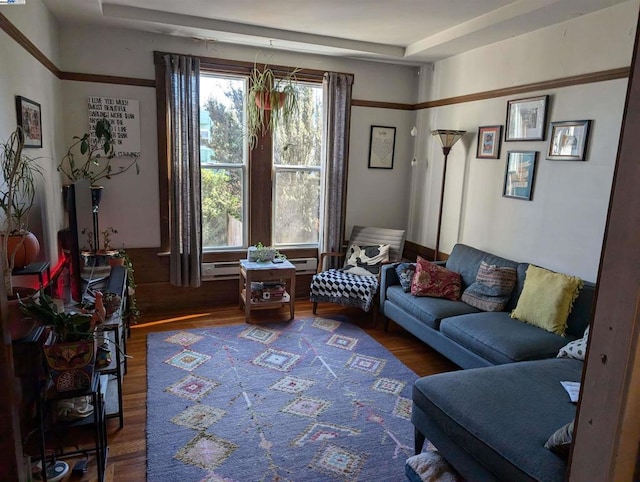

[198,68,324,254]
[199,73,247,250]
[272,82,323,247]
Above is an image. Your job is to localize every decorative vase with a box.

[255,91,287,110]
[43,339,96,392]
[5,232,40,268]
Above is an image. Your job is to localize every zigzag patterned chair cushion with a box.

[310,269,380,311]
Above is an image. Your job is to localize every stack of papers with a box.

[561,381,581,403]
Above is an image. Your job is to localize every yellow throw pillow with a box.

[510,265,583,336]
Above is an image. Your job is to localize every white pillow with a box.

[342,244,389,276]
[557,326,589,361]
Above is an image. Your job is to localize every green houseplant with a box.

[247,64,301,148]
[20,290,96,392]
[57,118,140,185]
[0,127,43,296]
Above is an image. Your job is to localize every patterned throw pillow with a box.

[511,265,583,336]
[410,256,461,301]
[395,262,416,292]
[461,260,517,311]
[557,326,589,360]
[342,244,390,276]
[544,419,575,457]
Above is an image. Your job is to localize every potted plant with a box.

[57,118,140,186]
[20,290,96,392]
[118,250,140,323]
[0,127,43,297]
[247,63,301,148]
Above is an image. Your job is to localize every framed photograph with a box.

[15,95,42,148]
[547,120,591,161]
[505,95,549,141]
[368,125,396,169]
[476,125,503,159]
[503,151,538,200]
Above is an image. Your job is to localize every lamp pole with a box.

[430,130,466,262]
[434,146,451,262]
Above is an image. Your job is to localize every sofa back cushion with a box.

[446,244,520,292]
[565,281,595,338]
[461,260,517,311]
[510,265,584,336]
[512,264,595,338]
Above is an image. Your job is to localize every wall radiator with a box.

[201,257,318,281]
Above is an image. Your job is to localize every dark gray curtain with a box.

[164,54,202,287]
[322,72,354,268]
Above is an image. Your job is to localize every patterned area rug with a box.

[146,317,420,481]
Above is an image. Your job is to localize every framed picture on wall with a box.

[476,125,503,159]
[503,151,538,200]
[15,95,42,148]
[547,120,591,161]
[505,95,549,141]
[368,125,396,169]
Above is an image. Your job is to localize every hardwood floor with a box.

[76,301,458,481]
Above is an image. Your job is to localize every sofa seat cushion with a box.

[386,285,480,330]
[412,358,583,482]
[440,312,574,365]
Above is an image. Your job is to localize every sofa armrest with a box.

[380,263,400,308]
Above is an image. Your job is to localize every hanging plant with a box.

[247,63,301,148]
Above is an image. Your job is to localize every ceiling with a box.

[42,0,629,65]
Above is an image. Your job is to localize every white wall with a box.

[0,1,64,267]
[410,0,639,282]
[57,25,419,248]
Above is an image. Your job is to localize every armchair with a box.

[310,225,405,314]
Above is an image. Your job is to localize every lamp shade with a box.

[431,129,466,149]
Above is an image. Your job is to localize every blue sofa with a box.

[380,243,594,369]
[411,358,582,481]
[379,244,595,481]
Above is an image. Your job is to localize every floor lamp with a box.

[431,129,466,261]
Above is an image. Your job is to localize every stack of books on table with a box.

[263,281,286,300]
[250,281,286,301]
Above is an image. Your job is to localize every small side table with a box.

[12,261,51,293]
[239,259,296,323]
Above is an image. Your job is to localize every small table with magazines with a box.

[239,259,296,323]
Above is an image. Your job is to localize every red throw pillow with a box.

[410,256,462,300]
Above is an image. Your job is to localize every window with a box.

[272,82,323,246]
[198,70,324,252]
[199,73,247,250]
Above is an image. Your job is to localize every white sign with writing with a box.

[87,96,141,157]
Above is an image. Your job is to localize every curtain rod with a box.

[153,50,353,82]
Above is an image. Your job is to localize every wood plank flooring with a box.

[69,301,458,481]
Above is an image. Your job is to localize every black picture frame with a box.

[505,95,549,141]
[15,95,42,148]
[503,151,538,200]
[476,125,503,159]
[368,125,396,169]
[547,120,591,161]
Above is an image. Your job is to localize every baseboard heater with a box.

[201,257,318,281]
